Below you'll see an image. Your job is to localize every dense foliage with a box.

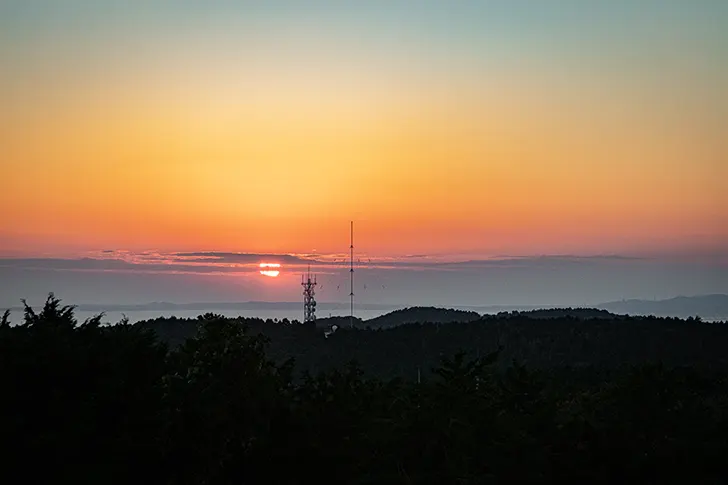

[140,308,728,381]
[3,295,728,483]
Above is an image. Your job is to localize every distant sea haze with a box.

[73,309,392,325]
[3,295,727,324]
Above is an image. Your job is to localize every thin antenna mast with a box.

[349,221,354,328]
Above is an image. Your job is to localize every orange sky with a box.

[2,2,726,259]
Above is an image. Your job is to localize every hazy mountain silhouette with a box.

[364,306,480,328]
[315,306,616,330]
[314,315,364,329]
[597,294,728,320]
[313,308,479,330]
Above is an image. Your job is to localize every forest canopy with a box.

[2,294,727,484]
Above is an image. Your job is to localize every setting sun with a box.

[259,263,281,278]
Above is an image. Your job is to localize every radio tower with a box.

[302,264,317,324]
[349,221,354,328]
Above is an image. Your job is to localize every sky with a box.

[1,1,726,310]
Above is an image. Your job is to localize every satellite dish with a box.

[331,324,339,331]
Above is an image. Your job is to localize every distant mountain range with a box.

[316,307,480,329]
[442,296,728,321]
[596,294,728,320]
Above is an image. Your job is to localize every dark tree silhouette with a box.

[3,294,728,484]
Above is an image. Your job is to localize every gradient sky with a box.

[1,1,727,308]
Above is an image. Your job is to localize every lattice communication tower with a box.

[302,265,317,323]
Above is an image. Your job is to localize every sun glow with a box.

[259,262,281,277]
